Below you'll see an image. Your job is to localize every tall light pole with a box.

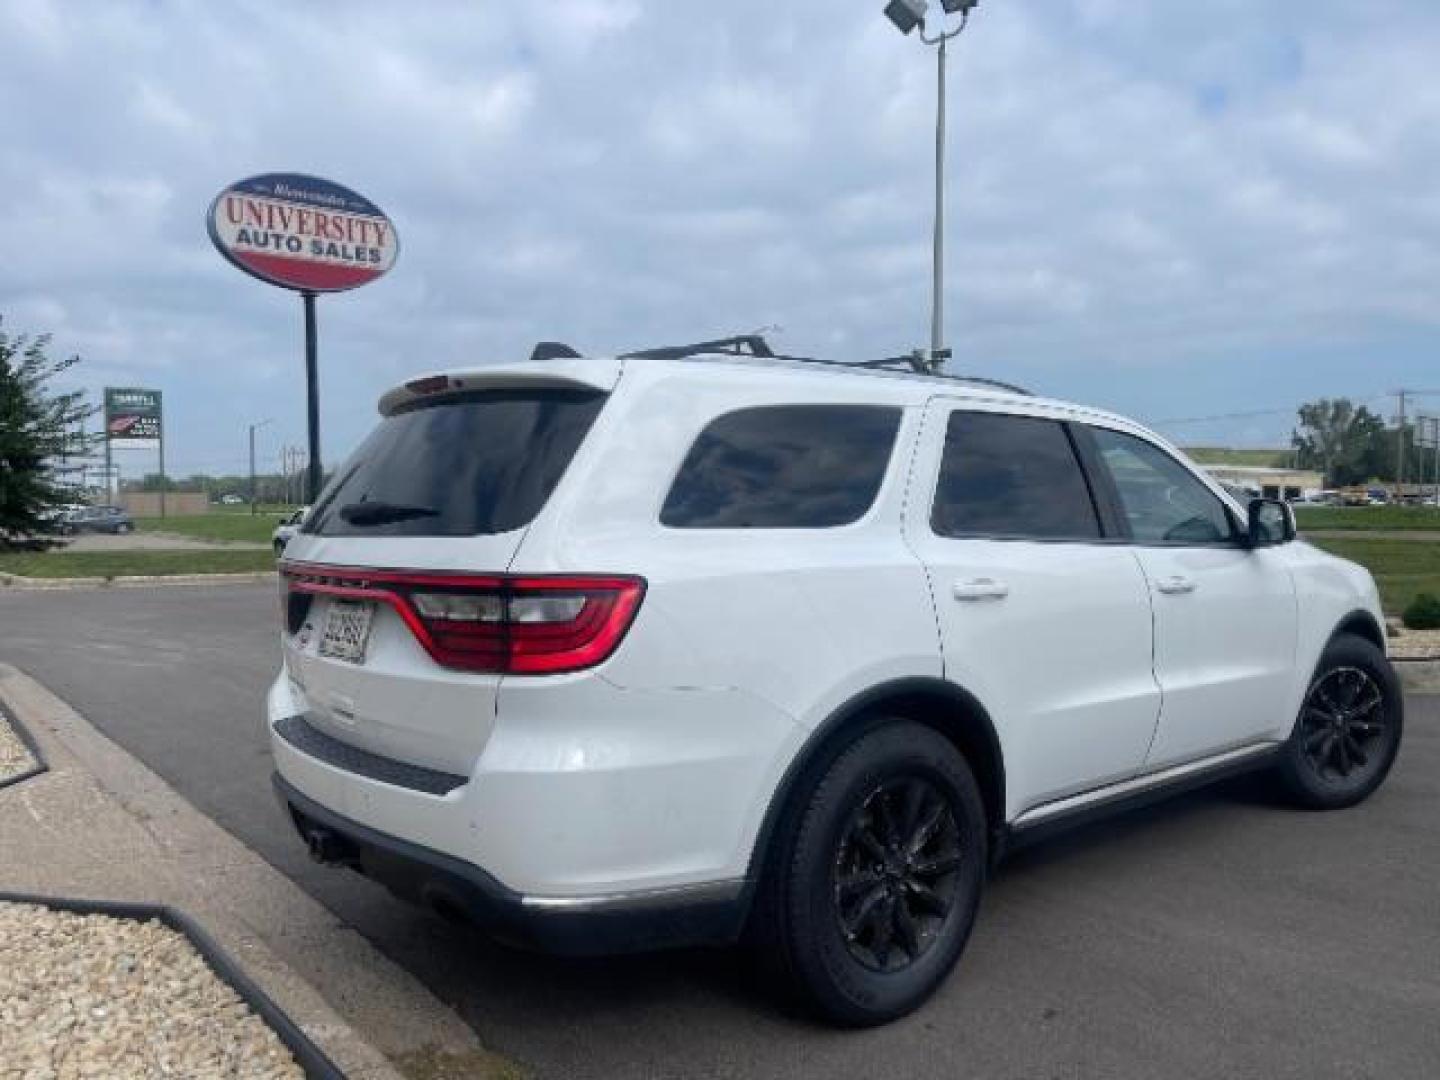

[884,0,978,373]
[248,418,272,516]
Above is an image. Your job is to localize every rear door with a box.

[1078,424,1298,767]
[905,402,1162,814]
[281,383,609,774]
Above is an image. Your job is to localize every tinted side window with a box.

[931,412,1101,540]
[1090,427,1236,545]
[661,405,902,528]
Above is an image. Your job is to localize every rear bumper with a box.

[267,667,802,901]
[274,773,748,954]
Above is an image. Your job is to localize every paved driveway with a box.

[1,583,1436,1079]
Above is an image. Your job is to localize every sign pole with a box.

[159,422,167,519]
[303,291,322,504]
[104,434,112,505]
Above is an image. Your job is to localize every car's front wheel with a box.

[114,522,133,535]
[754,720,987,1026]
[1276,633,1403,810]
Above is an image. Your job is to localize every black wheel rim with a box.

[832,776,964,973]
[1300,666,1389,785]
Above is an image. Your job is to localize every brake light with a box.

[280,564,645,675]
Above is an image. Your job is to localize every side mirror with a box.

[1248,498,1296,548]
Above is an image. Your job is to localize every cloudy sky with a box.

[3,0,1440,477]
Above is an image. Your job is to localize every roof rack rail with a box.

[618,334,1032,395]
[620,335,785,361]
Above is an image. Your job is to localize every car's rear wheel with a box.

[753,720,987,1026]
[1276,633,1402,810]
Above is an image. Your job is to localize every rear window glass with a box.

[306,389,606,537]
[661,405,902,528]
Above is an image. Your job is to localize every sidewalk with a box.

[0,663,514,1079]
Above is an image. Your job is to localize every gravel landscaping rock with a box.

[0,903,303,1079]
[0,712,36,782]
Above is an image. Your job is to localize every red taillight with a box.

[280,564,645,675]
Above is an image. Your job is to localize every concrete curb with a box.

[0,570,277,590]
[0,700,47,791]
[1395,659,1440,693]
[0,664,511,1080]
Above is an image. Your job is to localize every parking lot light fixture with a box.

[883,0,978,373]
[884,0,927,36]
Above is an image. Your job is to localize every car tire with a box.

[1276,633,1403,811]
[115,523,133,535]
[752,720,987,1026]
[274,541,286,558]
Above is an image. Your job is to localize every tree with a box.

[0,319,96,548]
[136,472,180,493]
[1291,398,1385,487]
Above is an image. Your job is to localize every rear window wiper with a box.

[337,501,441,526]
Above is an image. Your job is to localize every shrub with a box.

[1402,593,1440,630]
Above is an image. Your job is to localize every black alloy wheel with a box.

[1298,667,1389,786]
[751,720,987,1026]
[833,776,963,973]
[1278,633,1402,810]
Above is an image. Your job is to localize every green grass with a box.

[0,549,275,579]
[135,510,296,544]
[1295,505,1440,531]
[1182,447,1289,467]
[1307,535,1440,613]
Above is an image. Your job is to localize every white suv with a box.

[268,338,1402,1025]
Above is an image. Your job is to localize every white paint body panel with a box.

[904,398,1162,818]
[268,352,1388,901]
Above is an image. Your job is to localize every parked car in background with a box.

[59,505,134,535]
[272,507,310,557]
[220,494,245,506]
[269,340,1401,1026]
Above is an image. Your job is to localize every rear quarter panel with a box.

[505,364,942,881]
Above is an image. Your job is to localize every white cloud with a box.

[5,0,1440,469]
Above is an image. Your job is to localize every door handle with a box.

[953,578,1010,602]
[1156,575,1197,595]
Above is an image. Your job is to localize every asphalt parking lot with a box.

[1,583,1437,1080]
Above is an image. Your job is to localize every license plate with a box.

[319,600,375,664]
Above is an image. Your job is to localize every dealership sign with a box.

[105,387,163,447]
[206,173,399,293]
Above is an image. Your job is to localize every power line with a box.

[1149,407,1295,427]
[1148,393,1395,430]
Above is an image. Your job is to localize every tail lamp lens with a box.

[281,566,644,675]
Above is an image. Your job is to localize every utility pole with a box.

[1396,390,1408,495]
[248,418,272,516]
[1432,417,1439,506]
